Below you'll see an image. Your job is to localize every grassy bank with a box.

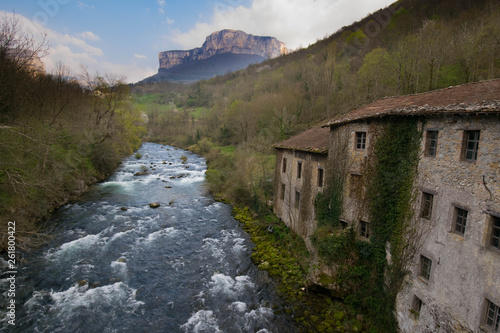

[232,206,373,332]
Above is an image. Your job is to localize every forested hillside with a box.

[133,0,500,210]
[0,15,145,250]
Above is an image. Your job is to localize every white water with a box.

[1,143,297,333]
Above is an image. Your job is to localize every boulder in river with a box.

[149,202,160,208]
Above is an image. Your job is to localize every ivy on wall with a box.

[312,117,423,332]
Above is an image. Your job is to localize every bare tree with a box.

[0,12,49,71]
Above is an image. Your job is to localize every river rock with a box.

[134,171,150,176]
[149,202,160,208]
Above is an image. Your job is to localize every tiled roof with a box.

[272,126,330,154]
[324,79,500,127]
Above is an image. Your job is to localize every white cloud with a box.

[168,0,395,51]
[166,17,174,24]
[76,31,100,41]
[3,12,150,83]
[159,8,165,15]
[77,1,95,10]
[158,0,166,6]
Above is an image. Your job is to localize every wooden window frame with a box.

[461,130,480,162]
[359,220,370,238]
[484,299,500,332]
[419,255,432,281]
[490,215,500,251]
[453,206,468,236]
[355,131,367,150]
[421,192,434,219]
[425,130,438,157]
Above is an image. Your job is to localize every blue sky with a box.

[0,0,394,83]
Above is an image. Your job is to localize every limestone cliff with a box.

[159,29,287,72]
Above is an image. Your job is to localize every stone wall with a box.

[397,113,500,332]
[273,148,327,238]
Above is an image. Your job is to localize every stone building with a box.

[272,126,330,238]
[273,79,500,332]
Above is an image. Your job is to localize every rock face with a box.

[158,29,287,72]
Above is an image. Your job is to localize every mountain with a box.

[140,29,287,83]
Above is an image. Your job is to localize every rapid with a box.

[1,143,298,333]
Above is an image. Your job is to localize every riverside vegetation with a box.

[133,0,500,331]
[0,14,145,251]
[2,0,500,330]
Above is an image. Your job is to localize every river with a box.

[2,143,298,333]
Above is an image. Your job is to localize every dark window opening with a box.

[425,130,438,157]
[419,255,432,281]
[462,130,480,162]
[359,221,370,238]
[318,168,324,188]
[295,190,301,209]
[421,192,434,219]
[454,207,468,236]
[491,216,500,250]
[485,299,500,331]
[297,162,302,179]
[411,295,423,319]
[282,158,287,173]
[355,132,367,150]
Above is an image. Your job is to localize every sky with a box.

[0,0,395,83]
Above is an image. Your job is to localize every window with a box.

[281,184,286,201]
[350,174,363,199]
[295,190,301,209]
[421,192,434,219]
[411,295,423,319]
[454,207,468,236]
[490,215,500,250]
[297,161,302,179]
[317,168,324,188]
[359,221,370,238]
[462,130,480,162]
[485,299,500,332]
[282,157,287,173]
[419,255,432,281]
[425,130,438,157]
[355,132,367,150]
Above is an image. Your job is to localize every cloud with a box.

[168,0,395,51]
[77,1,95,10]
[158,0,166,15]
[77,31,100,41]
[166,17,174,24]
[3,12,151,82]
